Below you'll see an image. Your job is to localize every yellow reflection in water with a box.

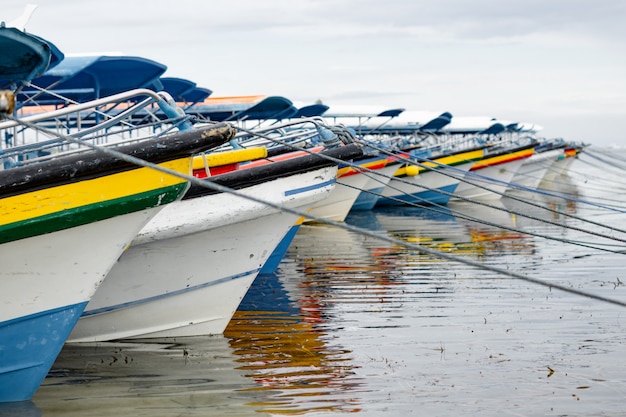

[224,308,363,415]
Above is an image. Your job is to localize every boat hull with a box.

[509,148,562,190]
[69,166,337,341]
[351,164,397,211]
[455,158,527,200]
[0,209,161,402]
[377,161,475,206]
[0,122,235,402]
[306,169,371,222]
[541,149,579,183]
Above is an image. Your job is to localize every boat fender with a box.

[405,165,420,176]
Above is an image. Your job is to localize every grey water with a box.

[18,150,626,416]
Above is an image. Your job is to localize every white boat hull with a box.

[455,158,527,200]
[541,153,576,182]
[306,170,371,222]
[509,149,562,190]
[69,167,336,341]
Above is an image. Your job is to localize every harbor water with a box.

[15,150,626,416]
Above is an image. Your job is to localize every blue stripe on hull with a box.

[284,179,335,196]
[376,183,458,206]
[0,302,87,403]
[351,186,384,211]
[259,224,301,275]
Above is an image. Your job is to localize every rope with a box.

[5,114,626,309]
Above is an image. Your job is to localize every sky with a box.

[4,0,626,147]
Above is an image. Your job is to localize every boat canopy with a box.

[30,33,64,72]
[178,86,212,104]
[0,26,52,87]
[187,95,296,121]
[377,108,405,118]
[292,103,329,118]
[323,105,405,119]
[480,122,506,135]
[419,112,453,132]
[20,55,167,105]
[146,77,212,103]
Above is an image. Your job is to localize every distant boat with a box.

[454,142,536,200]
[509,142,565,191]
[376,147,485,206]
[350,156,398,211]
[306,159,374,222]
[540,141,583,183]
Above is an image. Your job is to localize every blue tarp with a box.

[0,27,52,87]
[188,96,297,121]
[20,55,167,104]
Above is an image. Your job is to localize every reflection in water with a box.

[447,200,537,260]
[365,203,538,268]
[224,273,365,415]
[0,401,42,417]
[33,337,261,416]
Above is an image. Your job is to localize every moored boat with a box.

[305,160,373,222]
[68,141,362,341]
[540,141,583,183]
[0,115,234,402]
[0,20,235,402]
[508,145,564,191]
[453,142,535,200]
[376,147,485,206]
[350,155,398,211]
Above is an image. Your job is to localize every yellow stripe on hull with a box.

[192,147,268,170]
[0,158,190,226]
[394,149,485,177]
[471,148,534,170]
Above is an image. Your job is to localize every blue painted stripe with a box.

[82,268,260,317]
[0,302,87,402]
[259,224,301,274]
[284,178,335,197]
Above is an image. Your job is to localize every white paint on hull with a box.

[69,167,337,342]
[307,170,371,222]
[454,158,527,200]
[1,208,161,323]
[509,149,562,190]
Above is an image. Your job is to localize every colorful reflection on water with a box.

[225,272,365,415]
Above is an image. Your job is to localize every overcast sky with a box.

[5,1,626,146]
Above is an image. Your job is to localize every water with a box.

[19,151,626,416]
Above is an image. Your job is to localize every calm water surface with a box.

[20,150,626,416]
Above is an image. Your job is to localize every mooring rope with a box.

[5,115,626,309]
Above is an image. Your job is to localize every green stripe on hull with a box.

[0,183,187,245]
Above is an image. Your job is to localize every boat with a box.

[67,127,363,341]
[305,159,374,222]
[376,147,485,206]
[453,142,536,201]
[0,22,235,402]
[349,155,398,211]
[201,117,371,224]
[539,140,583,184]
[0,100,234,402]
[508,143,565,191]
